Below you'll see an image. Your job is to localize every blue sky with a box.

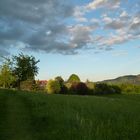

[0,0,140,81]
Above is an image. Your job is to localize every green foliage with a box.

[0,62,16,88]
[13,53,39,87]
[70,82,88,95]
[55,76,68,94]
[67,74,80,83]
[55,76,64,86]
[94,83,121,95]
[46,79,61,94]
[119,83,140,93]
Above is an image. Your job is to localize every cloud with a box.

[0,47,10,57]
[103,34,130,46]
[103,13,128,30]
[0,0,76,55]
[74,6,88,23]
[0,0,140,56]
[102,15,112,23]
[0,0,74,24]
[129,15,140,35]
[86,0,107,10]
[86,0,120,10]
[69,25,93,49]
[120,11,128,18]
[105,19,125,29]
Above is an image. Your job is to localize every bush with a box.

[46,79,61,94]
[70,82,88,95]
[119,84,140,94]
[110,85,122,94]
[94,83,121,95]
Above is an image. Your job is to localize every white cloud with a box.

[102,16,112,23]
[120,11,128,17]
[86,0,107,10]
[74,6,89,23]
[90,18,99,23]
[86,0,120,11]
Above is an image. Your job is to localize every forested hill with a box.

[100,74,140,85]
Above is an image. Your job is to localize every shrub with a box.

[119,84,140,94]
[94,83,121,95]
[46,79,61,94]
[70,82,88,95]
[110,85,121,94]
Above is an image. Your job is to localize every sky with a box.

[0,0,140,81]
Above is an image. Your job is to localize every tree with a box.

[55,76,67,94]
[55,76,64,86]
[46,79,61,94]
[70,82,88,95]
[0,61,16,88]
[67,74,80,83]
[13,53,39,88]
[94,83,121,95]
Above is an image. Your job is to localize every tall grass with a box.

[0,89,140,140]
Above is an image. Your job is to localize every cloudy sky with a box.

[0,0,140,81]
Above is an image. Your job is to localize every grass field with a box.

[0,89,140,140]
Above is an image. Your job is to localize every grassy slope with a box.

[0,89,140,140]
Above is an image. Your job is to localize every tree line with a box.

[0,53,39,89]
[0,54,140,95]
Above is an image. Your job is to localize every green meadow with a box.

[0,89,140,140]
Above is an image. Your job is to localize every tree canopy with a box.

[13,53,40,82]
[0,61,15,88]
[46,79,61,94]
[67,74,80,83]
[55,76,64,86]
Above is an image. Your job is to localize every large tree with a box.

[13,53,39,88]
[46,79,61,94]
[55,76,64,86]
[55,76,67,94]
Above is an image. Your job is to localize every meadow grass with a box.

[0,89,140,140]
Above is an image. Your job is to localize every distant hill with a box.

[100,74,140,85]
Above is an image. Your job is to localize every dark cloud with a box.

[0,0,139,56]
[0,46,10,59]
[0,0,76,55]
[129,15,140,35]
[0,0,73,23]
[105,20,125,29]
